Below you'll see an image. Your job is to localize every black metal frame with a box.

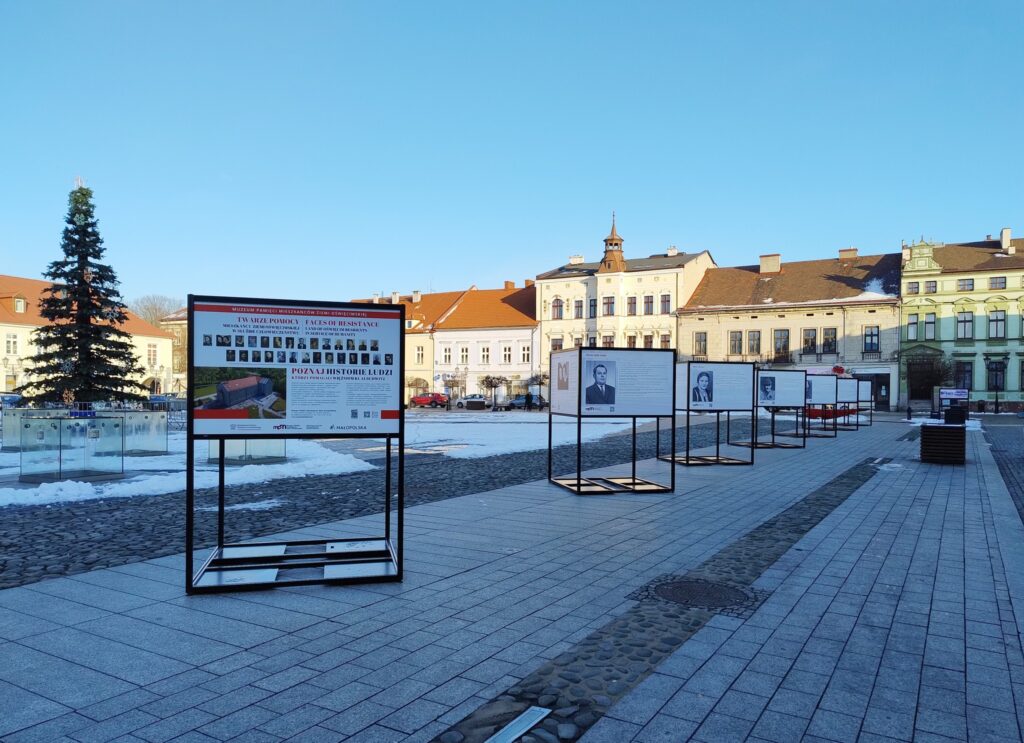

[185,294,405,594]
[857,381,875,426]
[734,369,808,449]
[836,379,861,431]
[804,374,839,438]
[548,346,676,494]
[659,361,756,466]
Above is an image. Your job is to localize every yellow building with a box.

[679,248,902,409]
[0,274,174,395]
[900,228,1024,411]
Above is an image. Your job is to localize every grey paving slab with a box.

[0,679,72,737]
[1,418,1022,742]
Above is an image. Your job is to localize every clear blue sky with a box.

[2,1,1022,306]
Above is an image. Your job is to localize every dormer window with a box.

[14,298,26,313]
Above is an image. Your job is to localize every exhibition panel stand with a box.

[836,378,861,431]
[804,374,839,438]
[548,347,675,494]
[659,360,755,466]
[185,295,404,593]
[857,380,874,426]
[734,369,808,449]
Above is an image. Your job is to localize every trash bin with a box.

[466,400,486,411]
[920,423,966,464]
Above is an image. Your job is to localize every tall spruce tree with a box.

[18,184,146,404]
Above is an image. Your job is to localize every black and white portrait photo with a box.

[585,361,616,404]
[202,335,212,346]
[759,375,776,404]
[691,370,713,405]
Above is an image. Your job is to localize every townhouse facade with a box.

[0,273,174,395]
[360,283,538,402]
[678,248,902,409]
[534,220,715,373]
[900,228,1024,411]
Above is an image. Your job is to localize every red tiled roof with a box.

[220,375,265,392]
[928,238,1024,273]
[0,274,173,338]
[437,286,536,330]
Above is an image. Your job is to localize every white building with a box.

[431,282,539,398]
[534,219,715,371]
[0,274,174,395]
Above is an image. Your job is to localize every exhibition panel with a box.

[549,347,675,494]
[186,295,405,593]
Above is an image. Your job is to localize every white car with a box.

[454,394,492,409]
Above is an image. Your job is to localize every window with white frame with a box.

[416,346,424,365]
[481,346,490,364]
[989,310,1006,339]
[502,345,512,363]
[442,346,451,364]
[907,314,918,341]
[14,298,26,313]
[5,333,18,354]
[925,313,936,340]
[459,346,468,364]
[956,311,974,339]
[147,343,158,366]
[520,345,530,363]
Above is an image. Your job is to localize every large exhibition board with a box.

[806,374,838,405]
[837,378,859,404]
[550,348,580,415]
[676,362,755,411]
[858,380,873,404]
[578,348,674,416]
[190,297,403,437]
[756,369,807,407]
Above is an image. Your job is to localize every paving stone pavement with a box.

[0,416,1020,742]
[0,416,769,590]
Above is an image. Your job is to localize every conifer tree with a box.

[18,183,146,404]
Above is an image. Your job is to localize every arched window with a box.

[551,298,564,320]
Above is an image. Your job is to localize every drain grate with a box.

[653,578,749,608]
[628,574,768,618]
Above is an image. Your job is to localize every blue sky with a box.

[2,1,1022,306]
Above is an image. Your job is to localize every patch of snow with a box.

[862,277,885,294]
[908,419,982,431]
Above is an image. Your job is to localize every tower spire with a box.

[599,213,626,272]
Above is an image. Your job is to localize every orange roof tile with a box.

[352,290,470,333]
[436,286,536,330]
[0,274,173,339]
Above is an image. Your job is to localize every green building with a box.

[901,228,1024,411]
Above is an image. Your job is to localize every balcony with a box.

[764,352,794,365]
[692,354,708,362]
[861,351,881,361]
[799,350,839,363]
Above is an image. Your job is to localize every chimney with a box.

[412,290,421,302]
[371,293,379,304]
[1001,227,1013,254]
[759,254,781,274]
[503,280,514,290]
[568,254,584,265]
[838,247,858,261]
[525,279,535,287]
[666,245,679,257]
[902,246,910,262]
[391,291,400,304]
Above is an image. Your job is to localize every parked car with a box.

[454,394,491,409]
[508,394,548,410]
[0,393,21,409]
[410,392,449,408]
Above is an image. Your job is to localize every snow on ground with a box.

[402,410,633,458]
[908,418,982,431]
[0,411,634,506]
[0,434,374,507]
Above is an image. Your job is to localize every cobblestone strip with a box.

[985,424,1024,525]
[0,418,770,590]
[433,458,885,743]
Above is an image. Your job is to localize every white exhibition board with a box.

[550,349,580,415]
[806,374,838,405]
[858,380,873,404]
[677,362,754,411]
[756,369,806,407]
[580,349,674,416]
[191,299,402,436]
[837,378,859,404]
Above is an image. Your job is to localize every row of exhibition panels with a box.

[549,348,871,417]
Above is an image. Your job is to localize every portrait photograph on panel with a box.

[584,360,616,405]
